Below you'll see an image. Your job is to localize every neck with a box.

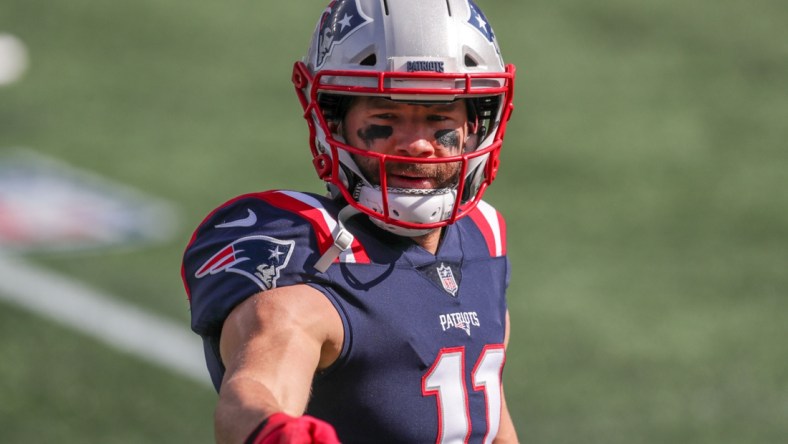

[412,228,443,255]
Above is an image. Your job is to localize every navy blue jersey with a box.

[182,190,510,443]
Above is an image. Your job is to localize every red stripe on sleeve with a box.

[258,191,370,264]
[497,210,507,256]
[468,207,497,257]
[256,191,334,253]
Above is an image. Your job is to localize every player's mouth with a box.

[387,173,436,189]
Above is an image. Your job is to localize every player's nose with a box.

[394,127,436,158]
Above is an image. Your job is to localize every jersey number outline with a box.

[422,345,506,444]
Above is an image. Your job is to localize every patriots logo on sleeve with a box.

[195,235,295,291]
[316,0,371,67]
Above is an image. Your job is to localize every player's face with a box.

[342,97,469,190]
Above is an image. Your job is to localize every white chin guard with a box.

[356,185,458,237]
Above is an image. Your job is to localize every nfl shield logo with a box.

[437,263,459,297]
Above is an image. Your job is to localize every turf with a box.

[1,0,787,442]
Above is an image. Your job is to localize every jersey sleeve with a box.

[181,191,335,337]
[468,199,510,289]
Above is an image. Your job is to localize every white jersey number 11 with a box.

[422,345,506,444]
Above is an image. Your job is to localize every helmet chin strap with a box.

[355,183,457,238]
[330,131,452,238]
[368,215,434,238]
[315,180,457,273]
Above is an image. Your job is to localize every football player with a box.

[182,0,519,442]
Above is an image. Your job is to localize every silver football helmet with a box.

[293,0,516,236]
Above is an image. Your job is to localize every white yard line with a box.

[0,253,211,387]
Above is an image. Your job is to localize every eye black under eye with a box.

[357,125,394,147]
[435,129,461,149]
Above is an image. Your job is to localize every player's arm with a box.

[494,310,520,444]
[214,284,344,444]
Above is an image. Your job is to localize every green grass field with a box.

[2,0,787,442]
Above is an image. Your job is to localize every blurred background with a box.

[1,0,787,442]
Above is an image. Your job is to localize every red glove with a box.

[246,413,341,444]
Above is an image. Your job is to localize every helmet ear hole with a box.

[464,54,479,68]
[360,54,377,66]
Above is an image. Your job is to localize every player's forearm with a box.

[214,375,285,444]
[493,421,520,444]
[493,391,520,444]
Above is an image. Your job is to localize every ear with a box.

[464,119,479,152]
[333,121,347,143]
[466,99,480,134]
[464,133,479,152]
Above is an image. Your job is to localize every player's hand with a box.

[247,412,341,444]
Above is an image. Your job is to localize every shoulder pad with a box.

[467,200,507,257]
[181,190,368,335]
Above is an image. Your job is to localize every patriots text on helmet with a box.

[406,61,445,73]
